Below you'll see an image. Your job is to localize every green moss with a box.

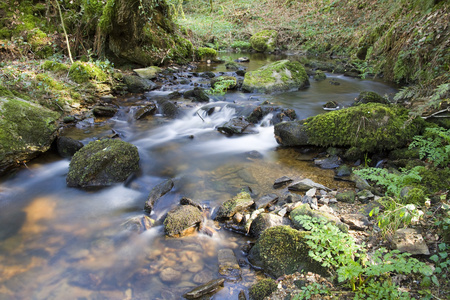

[215,191,253,219]
[69,61,108,84]
[230,40,251,50]
[304,103,425,153]
[164,205,202,237]
[35,73,64,90]
[354,91,389,105]
[248,225,328,278]
[169,37,193,64]
[195,47,217,60]
[210,76,237,90]
[99,0,116,34]
[314,70,327,81]
[0,28,12,40]
[0,97,59,169]
[249,278,277,300]
[242,60,309,93]
[41,61,69,73]
[66,139,140,187]
[418,167,450,193]
[250,30,278,52]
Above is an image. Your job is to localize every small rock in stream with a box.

[183,278,225,299]
[144,179,174,214]
[288,178,331,192]
[273,176,293,189]
[218,249,241,281]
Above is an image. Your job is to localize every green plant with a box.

[207,79,235,96]
[354,166,423,197]
[294,215,433,297]
[409,126,450,167]
[292,282,330,300]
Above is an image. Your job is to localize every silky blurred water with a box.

[0,54,397,299]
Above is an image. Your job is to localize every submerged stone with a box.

[66,139,140,188]
[163,205,202,237]
[218,249,241,281]
[183,278,225,299]
[144,179,174,213]
[242,60,309,93]
[56,136,84,158]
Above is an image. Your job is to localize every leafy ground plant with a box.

[409,126,450,167]
[293,215,433,299]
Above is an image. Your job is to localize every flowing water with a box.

[0,53,398,300]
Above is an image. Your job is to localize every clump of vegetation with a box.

[69,61,108,84]
[249,278,277,300]
[230,40,251,51]
[195,47,217,60]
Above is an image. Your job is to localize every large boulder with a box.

[248,226,327,278]
[242,60,309,93]
[274,103,425,153]
[0,97,59,175]
[250,30,278,52]
[66,139,140,188]
[100,0,192,65]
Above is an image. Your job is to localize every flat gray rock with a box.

[288,179,331,192]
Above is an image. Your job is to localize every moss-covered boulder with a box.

[195,47,218,61]
[274,103,425,153]
[250,30,278,52]
[0,97,59,174]
[242,60,309,93]
[69,61,108,84]
[249,278,277,300]
[99,0,192,66]
[215,191,254,220]
[354,91,389,105]
[248,226,327,278]
[66,139,140,188]
[164,204,203,237]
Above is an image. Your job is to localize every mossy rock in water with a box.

[66,139,140,188]
[215,191,254,220]
[164,205,203,237]
[69,61,108,84]
[275,103,425,153]
[249,278,277,300]
[248,225,328,278]
[0,97,59,175]
[242,60,309,93]
[195,47,217,61]
[250,30,278,52]
[354,91,389,105]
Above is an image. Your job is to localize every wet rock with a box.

[56,136,84,158]
[340,213,370,231]
[215,192,254,220]
[200,71,215,78]
[272,108,297,124]
[93,105,118,117]
[121,215,154,233]
[242,60,309,93]
[134,104,157,120]
[133,66,161,79]
[218,249,241,281]
[302,195,318,210]
[193,270,214,284]
[183,278,225,299]
[184,87,210,102]
[160,267,182,283]
[248,226,328,278]
[249,213,291,238]
[144,179,174,213]
[288,179,331,192]
[336,190,356,203]
[236,57,249,62]
[290,204,348,233]
[392,228,430,255]
[238,290,247,300]
[314,155,342,169]
[164,205,203,237]
[249,278,277,300]
[254,194,278,210]
[274,121,309,146]
[180,197,203,211]
[354,91,389,105]
[66,139,139,188]
[273,176,293,189]
[225,61,241,70]
[322,100,339,110]
[123,75,158,93]
[218,117,255,135]
[357,189,375,203]
[236,69,246,76]
[335,164,352,177]
[156,99,179,118]
[314,70,327,81]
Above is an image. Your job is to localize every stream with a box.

[0,53,398,300]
